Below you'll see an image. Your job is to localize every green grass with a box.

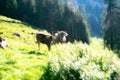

[0,15,120,80]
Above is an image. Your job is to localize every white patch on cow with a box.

[63,36,66,41]
[0,40,8,49]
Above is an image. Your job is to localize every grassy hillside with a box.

[0,16,120,80]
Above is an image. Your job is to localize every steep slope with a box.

[0,16,48,80]
[0,16,120,80]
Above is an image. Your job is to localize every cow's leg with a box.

[37,41,40,50]
[47,43,51,51]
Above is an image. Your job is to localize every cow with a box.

[54,31,68,43]
[36,31,68,50]
[36,32,54,50]
[0,37,8,49]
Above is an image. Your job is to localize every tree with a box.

[60,1,90,43]
[0,0,18,18]
[0,0,90,44]
[102,0,120,53]
[17,0,37,24]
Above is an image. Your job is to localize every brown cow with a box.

[36,31,68,50]
[0,37,8,49]
[36,32,54,50]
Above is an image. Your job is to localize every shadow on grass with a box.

[0,19,29,26]
[22,50,46,55]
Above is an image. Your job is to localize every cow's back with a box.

[36,33,52,43]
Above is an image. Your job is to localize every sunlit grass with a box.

[0,16,120,80]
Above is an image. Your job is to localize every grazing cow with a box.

[36,31,68,50]
[36,32,55,50]
[0,37,8,49]
[54,31,68,43]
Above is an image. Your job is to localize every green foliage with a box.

[102,0,120,54]
[42,38,120,80]
[0,0,90,43]
[60,2,90,43]
[0,0,18,17]
[0,16,120,80]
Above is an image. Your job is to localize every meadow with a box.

[0,16,120,80]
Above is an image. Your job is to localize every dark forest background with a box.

[0,0,90,44]
[0,0,120,53]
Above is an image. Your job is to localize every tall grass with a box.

[42,41,120,80]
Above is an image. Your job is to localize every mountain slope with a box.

[0,15,48,80]
[0,16,120,80]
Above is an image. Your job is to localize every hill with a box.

[0,16,120,80]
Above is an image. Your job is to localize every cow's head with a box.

[55,31,68,43]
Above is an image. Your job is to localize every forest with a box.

[0,0,120,80]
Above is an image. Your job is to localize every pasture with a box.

[0,16,120,80]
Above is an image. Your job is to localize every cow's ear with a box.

[65,33,68,36]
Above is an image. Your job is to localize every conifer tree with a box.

[0,0,90,44]
[102,0,120,53]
